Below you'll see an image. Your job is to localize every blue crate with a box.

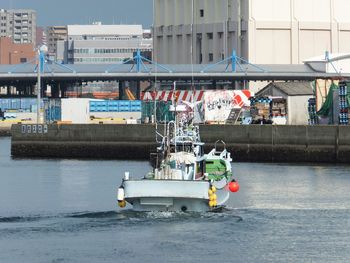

[119,106,131,112]
[130,100,141,107]
[119,101,131,107]
[108,106,119,112]
[1,99,10,110]
[108,100,119,106]
[10,99,21,110]
[99,106,107,112]
[130,106,141,112]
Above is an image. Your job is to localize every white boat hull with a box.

[124,180,211,212]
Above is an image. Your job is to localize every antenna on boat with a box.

[152,0,159,143]
[190,0,196,124]
[173,81,177,153]
[154,64,158,140]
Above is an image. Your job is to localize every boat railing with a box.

[214,140,226,151]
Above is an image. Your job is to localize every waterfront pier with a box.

[10,124,350,163]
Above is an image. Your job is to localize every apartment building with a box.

[0,9,36,46]
[46,26,67,59]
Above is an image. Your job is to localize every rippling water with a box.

[1,137,350,262]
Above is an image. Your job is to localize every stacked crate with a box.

[271,98,287,117]
[338,82,349,125]
[308,98,319,125]
[0,98,39,112]
[89,100,141,113]
[249,97,272,120]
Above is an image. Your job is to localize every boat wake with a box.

[0,207,243,225]
[0,215,44,223]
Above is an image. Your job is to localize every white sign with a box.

[204,90,253,122]
[204,91,234,122]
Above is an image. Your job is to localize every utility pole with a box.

[36,50,41,124]
[37,49,44,124]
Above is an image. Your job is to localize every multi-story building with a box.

[153,0,350,65]
[0,37,35,64]
[0,9,36,46]
[46,26,67,59]
[56,23,152,64]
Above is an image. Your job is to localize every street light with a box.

[36,45,47,124]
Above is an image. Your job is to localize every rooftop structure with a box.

[56,23,152,64]
[257,82,314,97]
[67,24,143,39]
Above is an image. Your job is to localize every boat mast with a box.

[173,81,177,153]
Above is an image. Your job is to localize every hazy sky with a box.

[2,0,153,27]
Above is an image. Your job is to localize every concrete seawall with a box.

[10,124,350,163]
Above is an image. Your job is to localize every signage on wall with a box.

[21,124,48,134]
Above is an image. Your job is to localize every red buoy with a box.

[228,181,240,192]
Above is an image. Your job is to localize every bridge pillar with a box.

[41,81,47,98]
[212,80,217,90]
[118,81,124,100]
[30,84,35,96]
[60,84,67,98]
[51,83,60,98]
[136,81,141,100]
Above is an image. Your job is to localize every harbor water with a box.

[1,137,350,262]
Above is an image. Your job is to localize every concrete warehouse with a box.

[153,0,350,65]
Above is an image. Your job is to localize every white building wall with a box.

[248,0,350,64]
[154,0,350,65]
[61,98,90,124]
[287,96,311,125]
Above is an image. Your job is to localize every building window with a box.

[207,33,213,40]
[20,58,27,63]
[209,53,213,62]
[200,9,204,17]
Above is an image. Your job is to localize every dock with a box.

[10,124,350,163]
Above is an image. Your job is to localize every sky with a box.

[2,0,153,27]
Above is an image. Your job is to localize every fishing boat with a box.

[117,97,240,212]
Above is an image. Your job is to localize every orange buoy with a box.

[228,181,240,192]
